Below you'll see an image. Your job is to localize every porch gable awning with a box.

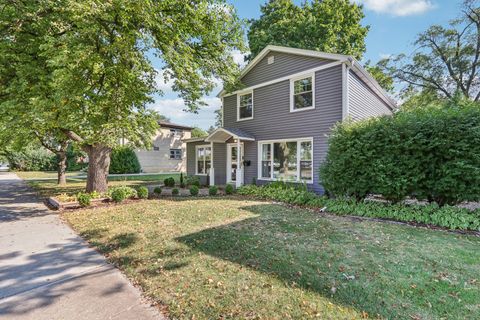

[205,127,255,143]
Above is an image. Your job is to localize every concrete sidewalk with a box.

[0,172,163,320]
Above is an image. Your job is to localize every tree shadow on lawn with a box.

[176,203,480,320]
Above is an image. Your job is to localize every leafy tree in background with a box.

[386,0,480,101]
[1,0,244,193]
[247,0,369,60]
[191,127,208,138]
[364,59,395,94]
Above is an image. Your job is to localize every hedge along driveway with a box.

[63,198,480,319]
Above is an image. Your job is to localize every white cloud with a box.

[232,49,248,67]
[355,0,435,16]
[379,53,392,59]
[149,97,221,130]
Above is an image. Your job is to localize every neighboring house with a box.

[135,121,192,173]
[184,45,396,193]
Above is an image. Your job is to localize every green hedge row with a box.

[238,183,480,231]
[320,105,480,206]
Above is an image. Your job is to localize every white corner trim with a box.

[342,63,350,120]
[221,60,343,98]
[221,96,224,127]
[236,90,254,122]
[290,72,315,113]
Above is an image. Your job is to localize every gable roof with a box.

[218,45,396,110]
[158,121,193,130]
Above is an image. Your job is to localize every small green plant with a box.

[164,177,175,187]
[172,188,179,196]
[180,172,184,186]
[137,186,149,199]
[190,185,199,196]
[225,184,234,195]
[185,175,200,187]
[153,186,162,195]
[77,192,92,207]
[109,186,137,203]
[209,185,218,196]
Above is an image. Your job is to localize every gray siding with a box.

[241,52,333,87]
[212,142,226,185]
[186,141,226,186]
[224,65,344,193]
[348,71,392,120]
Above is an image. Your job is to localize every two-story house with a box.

[135,121,192,173]
[184,46,396,193]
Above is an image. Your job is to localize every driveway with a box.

[0,172,163,320]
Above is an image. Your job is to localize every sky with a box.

[150,0,464,130]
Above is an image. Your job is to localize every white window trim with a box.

[237,90,254,122]
[257,137,314,184]
[195,144,211,176]
[290,73,315,113]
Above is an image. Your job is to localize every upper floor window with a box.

[290,74,315,112]
[170,128,183,136]
[237,91,253,121]
[170,148,182,160]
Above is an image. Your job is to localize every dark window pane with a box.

[294,92,313,109]
[294,77,312,94]
[240,105,252,118]
[273,142,297,181]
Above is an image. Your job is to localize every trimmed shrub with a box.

[320,105,480,206]
[137,186,149,199]
[190,185,199,196]
[109,147,141,174]
[185,175,200,187]
[164,177,175,187]
[209,186,218,196]
[180,173,184,188]
[109,186,137,203]
[225,184,234,195]
[153,186,162,195]
[77,193,92,207]
[172,188,179,196]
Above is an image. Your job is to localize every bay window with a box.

[196,145,211,175]
[258,138,313,183]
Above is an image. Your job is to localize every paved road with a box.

[0,172,163,320]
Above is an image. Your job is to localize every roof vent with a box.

[267,56,275,64]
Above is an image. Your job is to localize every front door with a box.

[227,143,244,185]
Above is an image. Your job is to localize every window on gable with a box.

[291,75,314,111]
[237,92,253,120]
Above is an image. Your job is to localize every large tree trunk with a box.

[85,144,112,193]
[56,151,67,186]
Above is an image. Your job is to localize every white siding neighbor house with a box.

[135,121,192,173]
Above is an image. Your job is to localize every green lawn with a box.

[63,198,480,319]
[15,171,85,180]
[23,172,180,198]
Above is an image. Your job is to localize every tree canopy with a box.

[0,0,245,192]
[386,0,480,101]
[247,0,369,60]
